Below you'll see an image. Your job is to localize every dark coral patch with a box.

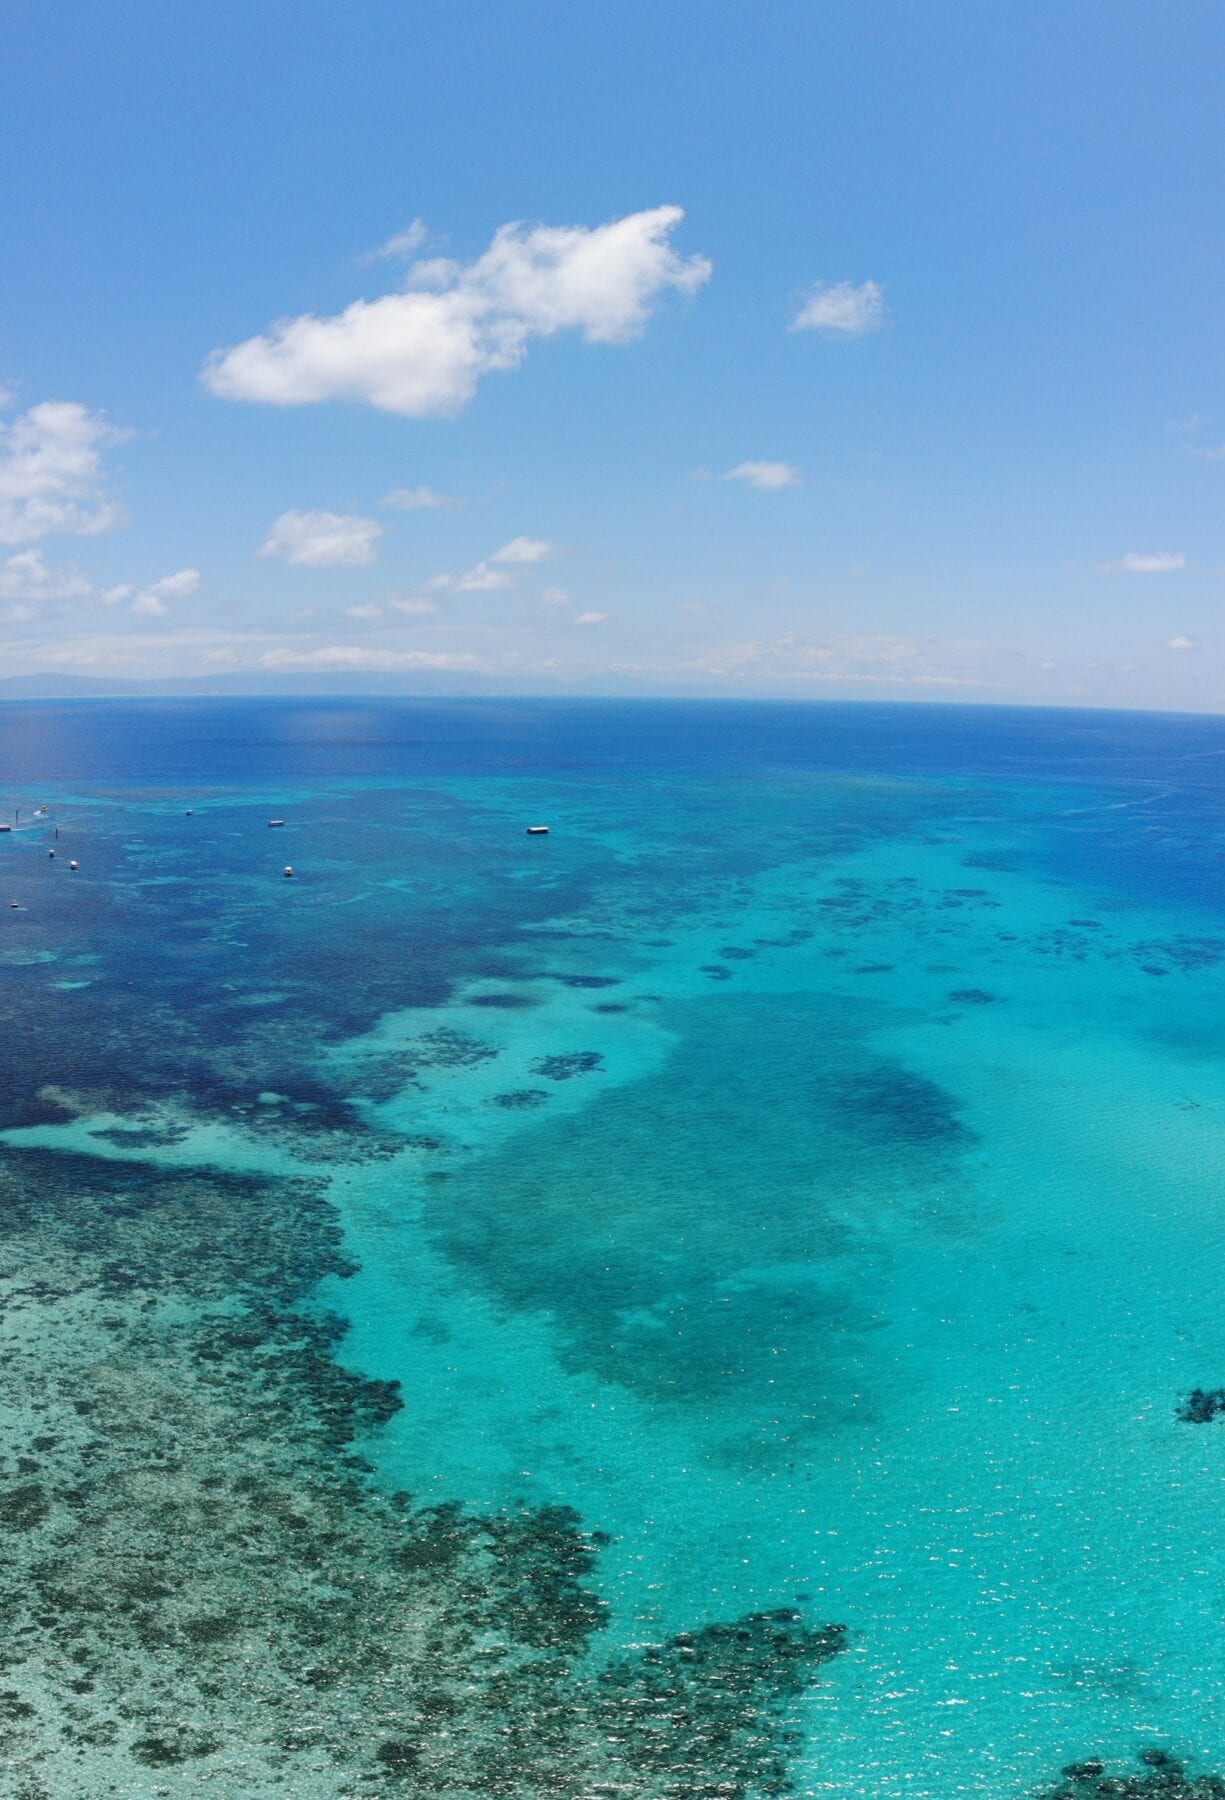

[1038,1750,1225,1795]
[531,1052,604,1081]
[1176,1387,1225,1423]
[92,1123,191,1148]
[491,1089,551,1110]
[0,1482,49,1530]
[590,1610,846,1795]
[1132,937,1225,974]
[831,1064,973,1149]
[131,1730,222,1767]
[961,851,1016,871]
[948,987,997,1005]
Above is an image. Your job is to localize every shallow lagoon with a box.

[1,698,1224,1796]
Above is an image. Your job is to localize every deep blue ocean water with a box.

[2,697,1224,1797]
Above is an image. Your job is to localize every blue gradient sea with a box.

[2,697,1225,1797]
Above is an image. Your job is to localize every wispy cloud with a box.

[259,644,480,671]
[0,548,92,608]
[387,595,438,615]
[345,603,383,619]
[1168,634,1196,650]
[0,551,198,624]
[419,533,555,595]
[724,460,801,490]
[129,567,200,617]
[575,610,608,625]
[2,627,277,676]
[427,561,513,593]
[203,206,711,417]
[363,218,429,262]
[493,535,556,563]
[681,631,985,689]
[260,509,383,568]
[791,280,884,335]
[0,400,128,545]
[1101,551,1187,573]
[382,484,463,510]
[541,586,571,606]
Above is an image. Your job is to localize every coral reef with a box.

[0,1145,845,1796]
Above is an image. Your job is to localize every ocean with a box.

[1,696,1223,1798]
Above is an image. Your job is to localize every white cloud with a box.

[575,611,608,625]
[791,279,885,335]
[1103,551,1187,573]
[541,586,571,606]
[387,596,438,615]
[366,218,429,261]
[101,583,133,605]
[129,567,201,618]
[0,548,92,606]
[382,484,462,510]
[259,644,480,671]
[1168,634,1196,650]
[680,599,710,613]
[261,509,383,567]
[203,205,711,417]
[346,603,383,619]
[724,460,801,490]
[493,535,556,563]
[428,561,513,593]
[0,400,128,545]
[0,384,15,410]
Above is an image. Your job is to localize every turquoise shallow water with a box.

[2,699,1225,1796]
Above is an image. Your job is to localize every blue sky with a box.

[3,0,1224,706]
